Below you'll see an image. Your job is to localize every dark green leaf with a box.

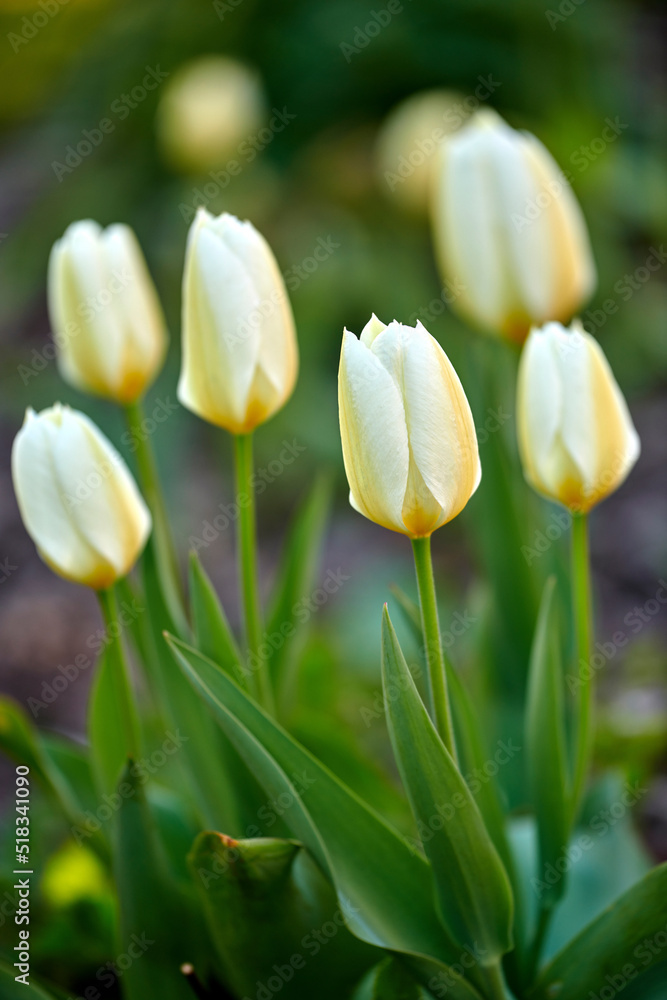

[188,552,243,682]
[189,833,375,998]
[0,963,56,999]
[381,607,513,964]
[525,577,570,910]
[528,863,667,1000]
[113,761,198,1000]
[142,543,246,834]
[266,475,331,712]
[88,648,132,799]
[166,633,459,965]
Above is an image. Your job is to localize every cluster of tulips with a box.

[5,109,662,1000]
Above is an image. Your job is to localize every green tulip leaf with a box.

[166,633,460,966]
[525,577,570,911]
[113,761,197,1000]
[265,475,331,711]
[88,646,134,799]
[188,551,243,682]
[0,963,57,999]
[189,833,375,998]
[528,863,667,1000]
[142,543,248,834]
[381,606,513,964]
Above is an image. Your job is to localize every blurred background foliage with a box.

[0,0,666,990]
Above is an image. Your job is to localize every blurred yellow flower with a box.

[432,109,596,343]
[156,56,266,173]
[375,88,468,214]
[338,317,481,537]
[517,321,640,512]
[48,220,167,404]
[12,404,151,588]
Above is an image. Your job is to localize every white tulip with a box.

[338,317,481,537]
[48,220,167,403]
[517,321,640,511]
[178,209,298,434]
[432,109,596,342]
[12,405,151,589]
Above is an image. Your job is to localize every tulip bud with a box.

[48,220,167,404]
[517,322,640,512]
[431,109,596,343]
[338,317,481,537]
[178,209,298,434]
[12,405,151,589]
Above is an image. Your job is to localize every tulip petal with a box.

[12,409,115,587]
[338,331,410,534]
[371,322,481,533]
[517,325,564,497]
[52,408,151,579]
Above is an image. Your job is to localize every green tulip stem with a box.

[571,511,593,823]
[411,535,458,763]
[478,958,513,1000]
[98,586,140,760]
[124,399,187,635]
[233,432,274,712]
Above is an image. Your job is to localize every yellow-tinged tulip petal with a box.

[517,321,640,512]
[178,209,298,434]
[12,405,151,589]
[48,220,167,404]
[338,318,481,537]
[431,109,596,343]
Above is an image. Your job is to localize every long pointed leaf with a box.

[266,476,331,712]
[381,607,513,964]
[113,761,197,1000]
[166,633,459,966]
[528,863,667,1000]
[525,577,570,911]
